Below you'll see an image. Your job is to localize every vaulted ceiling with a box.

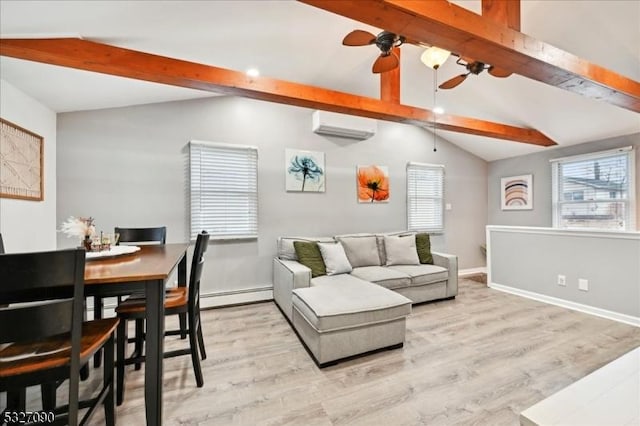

[1,0,639,161]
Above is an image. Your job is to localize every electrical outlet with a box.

[579,278,589,291]
[557,275,566,286]
[445,203,452,211]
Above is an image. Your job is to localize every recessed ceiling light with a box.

[246,68,260,77]
[433,106,444,115]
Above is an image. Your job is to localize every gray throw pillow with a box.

[336,236,381,267]
[384,235,420,266]
[317,242,353,275]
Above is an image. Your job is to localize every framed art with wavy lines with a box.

[501,174,532,210]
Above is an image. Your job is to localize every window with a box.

[190,141,258,240]
[407,162,444,233]
[552,147,635,231]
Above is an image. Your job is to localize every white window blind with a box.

[551,147,635,231]
[407,162,444,233]
[190,141,258,240]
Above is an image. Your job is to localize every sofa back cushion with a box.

[317,241,353,275]
[415,233,434,264]
[293,241,327,278]
[376,231,415,265]
[384,235,420,266]
[278,236,334,261]
[335,235,381,267]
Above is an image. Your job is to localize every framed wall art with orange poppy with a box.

[357,165,389,203]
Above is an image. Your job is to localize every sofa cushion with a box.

[387,264,448,286]
[376,231,415,265]
[384,235,420,266]
[292,278,412,332]
[317,242,353,275]
[278,236,334,261]
[350,266,411,290]
[310,272,371,288]
[336,235,381,267]
[415,233,434,264]
[293,241,326,278]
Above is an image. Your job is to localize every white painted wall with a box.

[0,79,57,252]
[57,96,487,300]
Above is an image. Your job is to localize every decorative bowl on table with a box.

[86,245,140,260]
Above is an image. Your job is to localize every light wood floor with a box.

[8,279,640,425]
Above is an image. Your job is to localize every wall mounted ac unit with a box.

[312,110,376,140]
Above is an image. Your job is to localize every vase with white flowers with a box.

[60,216,96,250]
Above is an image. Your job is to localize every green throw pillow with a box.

[293,241,327,278]
[415,233,434,264]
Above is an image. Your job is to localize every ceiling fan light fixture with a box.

[421,46,451,70]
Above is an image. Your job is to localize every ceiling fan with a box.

[342,30,409,73]
[439,57,512,89]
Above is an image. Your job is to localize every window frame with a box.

[406,162,445,234]
[189,140,258,241]
[551,146,636,231]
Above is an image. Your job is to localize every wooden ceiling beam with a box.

[380,47,401,103]
[301,0,640,113]
[482,0,520,31]
[0,38,555,146]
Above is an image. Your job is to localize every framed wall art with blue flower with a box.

[285,149,325,192]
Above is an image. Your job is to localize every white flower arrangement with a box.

[60,216,96,239]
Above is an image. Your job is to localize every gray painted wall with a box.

[57,96,487,297]
[489,227,640,319]
[488,133,640,229]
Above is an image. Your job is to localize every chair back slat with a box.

[0,249,83,301]
[188,232,209,310]
[0,299,74,344]
[0,233,5,254]
[115,226,166,245]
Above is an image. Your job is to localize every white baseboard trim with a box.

[201,287,273,308]
[459,267,487,276]
[489,282,640,328]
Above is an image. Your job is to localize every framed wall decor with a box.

[285,149,325,192]
[0,118,44,201]
[501,174,532,210]
[357,165,389,203]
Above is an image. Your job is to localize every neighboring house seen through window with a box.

[190,141,258,240]
[407,162,444,233]
[551,147,635,231]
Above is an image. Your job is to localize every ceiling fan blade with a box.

[372,52,399,73]
[439,73,469,90]
[488,66,513,78]
[343,30,377,46]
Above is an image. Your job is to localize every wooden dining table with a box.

[84,243,189,425]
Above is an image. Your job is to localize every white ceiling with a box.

[1,0,639,161]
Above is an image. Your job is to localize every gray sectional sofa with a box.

[272,232,458,366]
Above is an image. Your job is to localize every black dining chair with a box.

[115,226,167,246]
[92,226,167,369]
[115,231,210,405]
[0,248,119,425]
